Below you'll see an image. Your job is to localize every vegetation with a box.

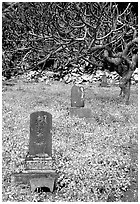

[3,2,137,75]
[2,2,138,104]
[2,80,138,202]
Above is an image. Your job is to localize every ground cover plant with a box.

[2,80,138,202]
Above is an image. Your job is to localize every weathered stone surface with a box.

[25,157,53,170]
[30,177,55,192]
[100,74,108,87]
[70,107,92,118]
[23,112,55,186]
[12,170,56,192]
[11,111,57,193]
[29,111,52,157]
[71,85,84,107]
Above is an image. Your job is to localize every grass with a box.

[2,80,138,202]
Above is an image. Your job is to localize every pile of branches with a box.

[2,2,138,79]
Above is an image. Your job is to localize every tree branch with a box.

[118,3,131,17]
[96,25,126,41]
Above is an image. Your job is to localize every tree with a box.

[2,2,138,104]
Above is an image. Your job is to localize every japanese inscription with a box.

[29,111,52,157]
[26,158,53,170]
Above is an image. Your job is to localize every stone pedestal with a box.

[71,85,84,107]
[70,107,92,118]
[12,170,57,192]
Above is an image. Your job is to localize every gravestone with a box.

[12,111,57,192]
[29,111,52,156]
[100,74,108,87]
[70,85,92,118]
[71,85,84,107]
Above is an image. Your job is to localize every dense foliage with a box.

[2,2,138,79]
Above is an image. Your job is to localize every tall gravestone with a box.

[29,111,52,157]
[12,111,56,192]
[70,85,92,118]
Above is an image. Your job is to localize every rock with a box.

[133,74,138,82]
[81,74,93,82]
[75,77,83,84]
[63,74,72,83]
[96,70,104,78]
[46,79,51,85]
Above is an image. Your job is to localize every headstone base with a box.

[25,155,54,170]
[70,107,92,118]
[11,169,57,192]
[100,82,108,87]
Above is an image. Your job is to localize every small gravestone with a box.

[71,85,84,107]
[100,74,108,87]
[70,85,92,118]
[12,111,57,192]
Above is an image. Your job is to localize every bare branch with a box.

[75,26,88,41]
[3,2,18,13]
[96,24,126,41]
[81,56,102,67]
[122,37,138,56]
[118,3,131,17]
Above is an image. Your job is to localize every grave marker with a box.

[70,85,92,118]
[29,111,52,156]
[12,111,57,192]
[100,74,108,87]
[71,85,84,107]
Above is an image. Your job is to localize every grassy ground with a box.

[2,80,138,202]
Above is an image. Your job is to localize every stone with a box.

[12,170,56,192]
[30,177,55,192]
[81,74,93,82]
[25,156,54,170]
[70,85,92,118]
[70,107,92,118]
[71,85,84,107]
[100,74,108,87]
[29,111,52,157]
[12,111,57,192]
